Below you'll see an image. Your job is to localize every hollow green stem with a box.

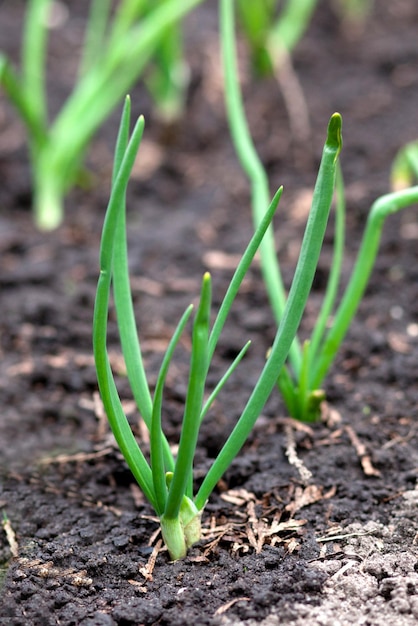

[22,0,49,133]
[93,107,158,509]
[277,164,346,421]
[164,273,211,518]
[307,164,346,369]
[208,187,282,360]
[221,0,302,375]
[79,0,112,77]
[311,185,418,389]
[150,305,194,513]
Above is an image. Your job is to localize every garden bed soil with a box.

[1,1,418,625]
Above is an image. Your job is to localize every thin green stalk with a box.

[195,109,342,510]
[165,274,212,519]
[111,98,176,490]
[93,340,156,508]
[111,115,176,474]
[111,125,153,425]
[200,340,251,423]
[221,0,302,376]
[111,94,132,185]
[0,57,46,146]
[79,0,112,77]
[307,164,346,369]
[96,108,145,275]
[208,187,283,361]
[22,0,49,134]
[93,109,157,509]
[278,163,346,420]
[311,185,418,390]
[109,0,148,46]
[150,305,194,514]
[0,0,49,157]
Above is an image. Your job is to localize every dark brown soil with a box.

[1,1,418,625]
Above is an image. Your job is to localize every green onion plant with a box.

[224,0,418,422]
[0,0,201,230]
[93,78,341,557]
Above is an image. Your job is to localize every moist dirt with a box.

[0,1,417,625]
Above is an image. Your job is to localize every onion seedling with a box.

[223,0,418,422]
[0,0,201,230]
[93,89,341,559]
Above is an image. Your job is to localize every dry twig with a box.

[345,425,381,477]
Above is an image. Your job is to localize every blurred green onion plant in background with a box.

[0,0,201,230]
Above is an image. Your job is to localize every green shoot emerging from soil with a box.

[93,91,341,559]
[222,0,418,422]
[0,0,201,230]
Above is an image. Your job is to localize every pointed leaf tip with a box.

[327,113,343,158]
